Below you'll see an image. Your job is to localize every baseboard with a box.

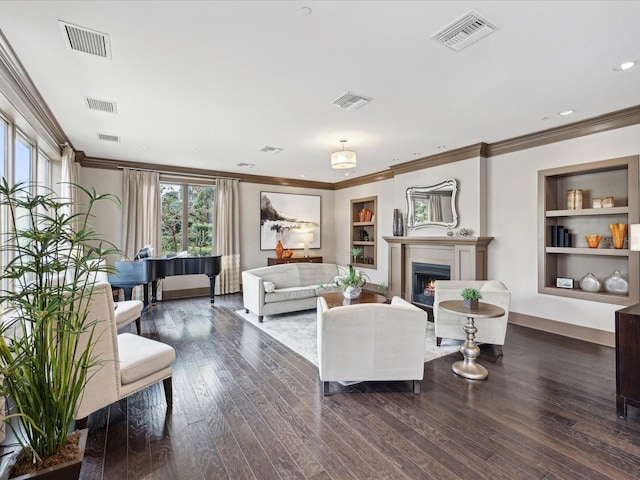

[509,312,614,347]
[162,287,210,300]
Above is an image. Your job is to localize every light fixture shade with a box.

[630,224,640,251]
[331,149,357,169]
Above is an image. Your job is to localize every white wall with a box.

[489,124,640,333]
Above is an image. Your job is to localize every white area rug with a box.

[235,308,461,366]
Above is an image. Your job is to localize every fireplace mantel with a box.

[383,236,494,301]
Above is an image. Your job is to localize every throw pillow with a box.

[264,281,276,293]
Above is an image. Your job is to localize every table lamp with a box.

[303,232,313,257]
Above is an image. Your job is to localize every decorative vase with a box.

[609,223,628,249]
[579,273,601,292]
[463,298,479,309]
[393,209,404,236]
[343,286,362,300]
[604,270,629,295]
[275,240,284,259]
[585,234,602,248]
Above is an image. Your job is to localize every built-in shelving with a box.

[538,155,640,305]
[350,196,377,269]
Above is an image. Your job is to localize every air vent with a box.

[237,162,256,168]
[259,146,283,154]
[59,21,112,59]
[431,11,497,51]
[97,133,120,143]
[331,92,372,111]
[85,97,117,113]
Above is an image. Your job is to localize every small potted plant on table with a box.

[461,288,482,309]
[335,265,370,300]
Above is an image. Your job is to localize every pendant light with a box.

[331,139,356,169]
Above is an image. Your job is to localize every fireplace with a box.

[412,262,451,310]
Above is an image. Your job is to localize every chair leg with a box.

[413,380,421,394]
[494,345,503,357]
[75,417,87,430]
[436,337,442,346]
[258,315,264,323]
[245,308,249,313]
[135,316,141,335]
[323,381,330,396]
[163,377,173,408]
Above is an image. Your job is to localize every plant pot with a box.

[9,429,88,480]
[462,298,478,309]
[343,286,362,300]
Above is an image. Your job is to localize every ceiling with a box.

[0,1,639,183]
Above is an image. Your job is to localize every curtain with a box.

[59,146,78,223]
[122,168,161,299]
[213,177,240,294]
[429,195,442,222]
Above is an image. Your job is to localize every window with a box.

[160,182,215,256]
[14,132,32,185]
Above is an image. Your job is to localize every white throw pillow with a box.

[264,281,276,293]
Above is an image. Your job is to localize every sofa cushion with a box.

[265,286,317,303]
[264,281,276,292]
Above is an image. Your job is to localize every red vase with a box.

[275,240,284,259]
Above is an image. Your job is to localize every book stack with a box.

[550,225,572,247]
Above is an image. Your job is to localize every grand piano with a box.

[108,256,222,309]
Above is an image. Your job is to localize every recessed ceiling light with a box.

[300,174,306,178]
[140,145,148,150]
[613,61,636,71]
[300,7,312,16]
[559,109,574,116]
[192,148,199,153]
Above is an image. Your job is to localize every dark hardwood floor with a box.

[79,293,640,480]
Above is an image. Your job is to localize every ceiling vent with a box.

[331,92,372,111]
[59,21,112,59]
[259,146,283,154]
[97,133,120,143]
[237,162,256,168]
[85,97,117,113]
[431,11,497,51]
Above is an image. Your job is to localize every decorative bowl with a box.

[585,235,602,248]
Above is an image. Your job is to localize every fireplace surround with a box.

[383,236,493,305]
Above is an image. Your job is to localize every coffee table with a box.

[438,300,505,380]
[319,291,388,309]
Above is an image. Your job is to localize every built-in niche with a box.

[406,179,458,229]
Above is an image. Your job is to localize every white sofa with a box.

[434,280,511,353]
[242,263,342,322]
[317,296,428,395]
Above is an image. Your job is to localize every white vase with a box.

[343,286,362,300]
[579,273,601,292]
[604,270,629,294]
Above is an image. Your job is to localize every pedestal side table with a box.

[438,300,505,380]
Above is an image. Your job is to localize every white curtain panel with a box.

[122,168,161,300]
[59,146,78,223]
[213,177,240,294]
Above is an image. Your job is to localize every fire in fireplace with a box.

[412,262,451,308]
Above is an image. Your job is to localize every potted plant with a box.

[335,265,370,299]
[0,179,120,479]
[461,288,482,309]
[350,246,363,264]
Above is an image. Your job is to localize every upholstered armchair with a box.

[434,280,511,354]
[317,296,428,395]
[74,282,175,427]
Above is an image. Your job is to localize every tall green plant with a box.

[0,179,120,464]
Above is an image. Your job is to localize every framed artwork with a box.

[260,192,321,251]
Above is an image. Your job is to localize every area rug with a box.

[235,309,461,366]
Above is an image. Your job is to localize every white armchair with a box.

[74,282,175,427]
[434,280,511,354]
[317,296,428,395]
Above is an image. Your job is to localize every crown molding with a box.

[487,104,640,157]
[0,30,68,155]
[333,169,395,190]
[388,143,489,177]
[77,154,335,190]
